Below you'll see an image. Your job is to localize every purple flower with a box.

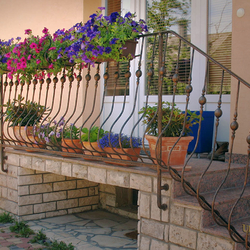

[110,38,118,45]
[125,12,132,18]
[110,12,119,23]
[98,7,105,11]
[105,47,112,53]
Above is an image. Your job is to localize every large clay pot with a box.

[61,139,82,156]
[13,126,33,146]
[145,135,194,166]
[103,147,141,166]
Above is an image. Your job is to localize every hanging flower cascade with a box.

[0,7,147,81]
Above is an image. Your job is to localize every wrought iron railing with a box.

[0,31,250,248]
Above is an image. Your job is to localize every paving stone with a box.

[91,235,133,248]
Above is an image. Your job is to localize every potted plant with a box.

[2,27,77,81]
[98,132,142,166]
[81,125,106,158]
[139,101,200,166]
[3,95,47,146]
[61,124,82,155]
[65,7,148,64]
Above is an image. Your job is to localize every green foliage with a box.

[147,0,189,33]
[139,101,200,137]
[3,95,47,126]
[81,126,106,142]
[29,229,47,244]
[9,220,35,238]
[47,240,74,250]
[0,212,14,223]
[63,124,80,139]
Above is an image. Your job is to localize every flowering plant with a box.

[65,7,148,64]
[98,132,142,148]
[35,117,65,146]
[1,27,76,81]
[62,124,80,139]
[0,7,147,80]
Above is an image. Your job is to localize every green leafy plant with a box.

[62,124,80,139]
[29,229,47,244]
[3,95,47,126]
[48,240,74,250]
[81,126,106,142]
[0,212,15,223]
[139,101,200,137]
[9,220,35,238]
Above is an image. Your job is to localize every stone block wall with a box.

[0,154,99,220]
[138,189,235,250]
[0,150,240,249]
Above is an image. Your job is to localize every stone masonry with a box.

[0,149,240,249]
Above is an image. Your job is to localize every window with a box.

[207,0,232,94]
[146,0,191,95]
[106,0,129,96]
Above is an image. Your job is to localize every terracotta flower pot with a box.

[61,139,82,156]
[145,135,194,167]
[103,147,141,166]
[26,136,46,152]
[82,141,106,160]
[13,126,33,146]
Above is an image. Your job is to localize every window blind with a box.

[207,0,232,94]
[106,0,129,96]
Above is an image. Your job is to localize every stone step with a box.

[202,216,250,249]
[172,158,248,198]
[175,185,250,226]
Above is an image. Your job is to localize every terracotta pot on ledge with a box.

[145,135,194,170]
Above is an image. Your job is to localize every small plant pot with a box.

[146,135,194,168]
[103,147,141,166]
[82,142,106,160]
[61,139,82,157]
[25,136,46,152]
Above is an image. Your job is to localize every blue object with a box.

[187,111,215,153]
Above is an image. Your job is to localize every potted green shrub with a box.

[139,101,200,166]
[61,124,82,155]
[81,126,106,158]
[98,132,142,166]
[3,95,47,147]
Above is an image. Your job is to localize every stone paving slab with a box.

[0,210,138,249]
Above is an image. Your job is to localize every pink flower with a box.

[20,57,26,63]
[16,63,22,70]
[35,48,41,53]
[36,59,41,64]
[17,51,21,57]
[48,64,54,69]
[48,47,56,51]
[27,55,32,60]
[25,29,32,35]
[30,43,37,49]
[21,62,27,68]
[13,47,18,53]
[7,60,12,66]
[7,73,13,80]
[5,52,11,58]
[42,27,48,34]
